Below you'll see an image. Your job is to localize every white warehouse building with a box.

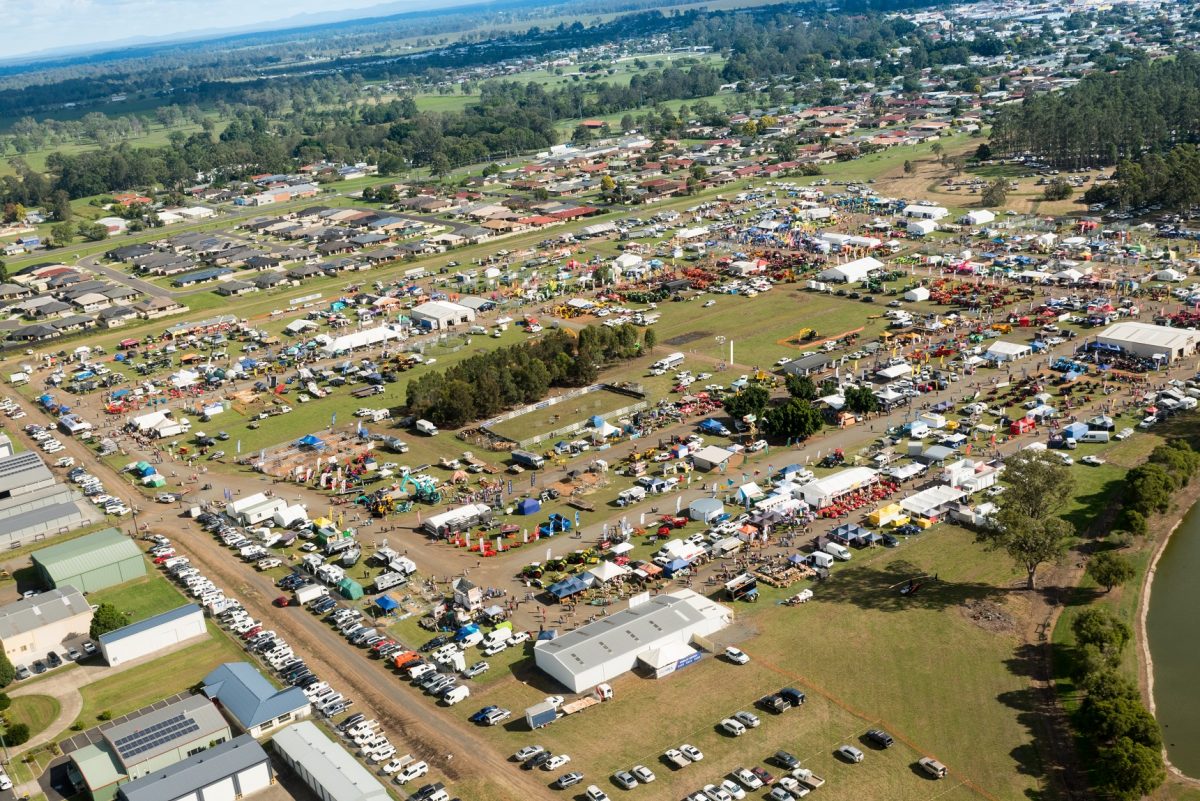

[409,300,476,331]
[1097,322,1200,364]
[534,589,732,692]
[818,256,883,284]
[99,604,206,666]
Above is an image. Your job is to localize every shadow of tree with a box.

[813,556,1008,612]
[1062,477,1125,535]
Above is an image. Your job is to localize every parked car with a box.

[543,754,571,771]
[866,729,894,748]
[612,770,638,790]
[918,757,948,778]
[724,646,750,665]
[836,745,865,763]
[631,765,655,784]
[513,745,545,762]
[554,771,584,790]
[734,769,762,790]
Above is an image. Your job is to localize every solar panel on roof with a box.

[113,714,201,760]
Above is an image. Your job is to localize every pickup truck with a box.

[791,768,825,789]
[664,749,692,769]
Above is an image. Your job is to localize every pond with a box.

[1147,502,1200,777]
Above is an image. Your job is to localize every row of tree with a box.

[1070,609,1165,800]
[1084,143,1200,211]
[1115,439,1200,537]
[990,52,1200,169]
[403,325,643,429]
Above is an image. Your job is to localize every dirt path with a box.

[161,517,549,799]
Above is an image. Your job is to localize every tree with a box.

[1073,607,1131,656]
[50,190,72,222]
[50,222,75,248]
[429,153,451,179]
[903,160,915,174]
[931,142,944,158]
[843,386,879,416]
[1095,737,1165,801]
[763,398,823,442]
[981,178,1008,207]
[0,650,13,688]
[785,374,818,401]
[975,142,993,161]
[1087,551,1135,592]
[642,328,656,353]
[600,175,616,195]
[571,124,594,144]
[722,385,771,422]
[90,603,126,640]
[5,723,29,746]
[1042,178,1074,201]
[977,450,1074,589]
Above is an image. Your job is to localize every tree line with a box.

[1084,143,1200,211]
[404,324,643,429]
[990,52,1200,170]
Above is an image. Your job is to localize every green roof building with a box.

[33,528,146,593]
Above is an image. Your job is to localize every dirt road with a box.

[165,517,552,798]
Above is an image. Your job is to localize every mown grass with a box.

[72,622,244,727]
[87,573,188,625]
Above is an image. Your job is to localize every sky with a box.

[1,0,398,60]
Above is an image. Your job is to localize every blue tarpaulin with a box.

[374,595,400,613]
[297,434,326,450]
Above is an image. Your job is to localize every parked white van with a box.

[1080,431,1110,444]
[443,685,470,705]
[824,542,852,561]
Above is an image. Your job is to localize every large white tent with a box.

[318,325,405,357]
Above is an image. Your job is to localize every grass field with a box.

[87,573,188,626]
[6,695,61,740]
[488,388,641,444]
[72,622,244,727]
[428,528,1038,801]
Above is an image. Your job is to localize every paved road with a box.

[79,255,173,299]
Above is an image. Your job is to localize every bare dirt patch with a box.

[961,598,1019,635]
[665,330,711,347]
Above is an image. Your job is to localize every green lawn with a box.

[6,695,61,740]
[72,623,244,727]
[87,573,188,626]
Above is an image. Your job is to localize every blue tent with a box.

[297,434,326,450]
[374,595,400,613]
[547,576,587,600]
[515,498,541,515]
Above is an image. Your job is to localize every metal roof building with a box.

[100,604,207,666]
[203,662,312,738]
[33,528,146,592]
[69,695,232,801]
[270,722,389,801]
[534,589,732,692]
[0,450,97,549]
[0,585,91,663]
[116,735,273,801]
[1097,322,1199,363]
